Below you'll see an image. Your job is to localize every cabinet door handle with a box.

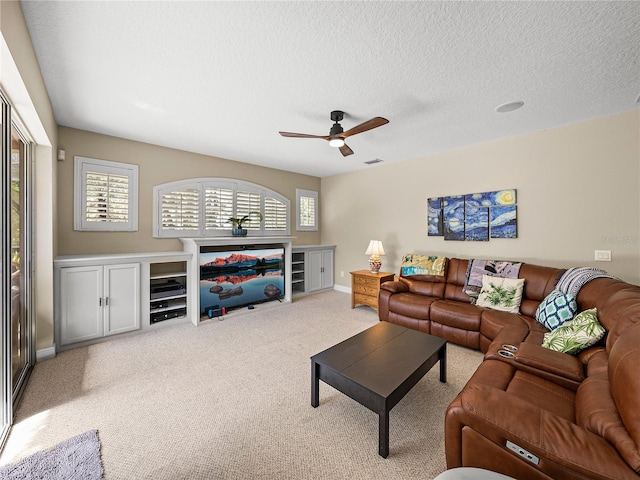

[105,297,109,306]
[99,297,102,306]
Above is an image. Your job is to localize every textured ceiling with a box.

[20,1,640,178]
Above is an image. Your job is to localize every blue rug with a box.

[0,430,103,480]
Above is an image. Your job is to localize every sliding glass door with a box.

[10,124,32,396]
[0,92,12,446]
[1,90,34,448]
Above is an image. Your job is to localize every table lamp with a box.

[365,240,385,274]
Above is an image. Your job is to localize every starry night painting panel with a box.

[490,205,518,238]
[443,195,465,241]
[465,206,489,241]
[428,197,444,236]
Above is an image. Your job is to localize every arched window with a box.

[153,178,290,238]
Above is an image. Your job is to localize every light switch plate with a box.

[594,250,612,261]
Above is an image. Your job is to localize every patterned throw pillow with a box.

[542,308,605,355]
[535,290,578,330]
[476,275,525,314]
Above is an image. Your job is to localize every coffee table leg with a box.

[311,360,319,407]
[379,409,389,458]
[439,343,447,383]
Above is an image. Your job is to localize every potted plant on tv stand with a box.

[228,212,263,237]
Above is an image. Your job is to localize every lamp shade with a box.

[365,240,385,256]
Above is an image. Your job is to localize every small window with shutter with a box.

[296,189,318,231]
[74,156,138,231]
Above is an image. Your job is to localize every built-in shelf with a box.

[149,263,187,324]
[292,251,306,295]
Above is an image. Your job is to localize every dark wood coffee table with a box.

[311,321,446,458]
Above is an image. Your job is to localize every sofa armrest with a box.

[514,342,584,383]
[455,384,635,479]
[379,280,408,293]
[485,339,584,391]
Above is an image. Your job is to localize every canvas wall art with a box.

[427,197,443,236]
[490,205,518,238]
[428,189,517,241]
[443,195,465,241]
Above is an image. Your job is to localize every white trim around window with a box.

[296,188,318,231]
[153,178,290,238]
[74,156,139,231]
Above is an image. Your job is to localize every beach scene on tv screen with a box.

[199,248,285,313]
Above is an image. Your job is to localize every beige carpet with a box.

[0,291,483,479]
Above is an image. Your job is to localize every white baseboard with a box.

[334,285,351,294]
[36,346,56,362]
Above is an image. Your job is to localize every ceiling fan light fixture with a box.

[329,138,345,148]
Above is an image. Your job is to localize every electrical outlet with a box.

[340,271,345,277]
[594,250,612,262]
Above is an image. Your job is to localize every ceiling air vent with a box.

[364,159,383,165]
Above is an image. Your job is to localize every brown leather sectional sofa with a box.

[378,257,640,479]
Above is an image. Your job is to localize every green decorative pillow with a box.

[476,275,525,314]
[542,308,605,355]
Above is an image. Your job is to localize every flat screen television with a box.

[199,245,285,315]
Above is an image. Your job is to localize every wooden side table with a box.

[350,270,395,312]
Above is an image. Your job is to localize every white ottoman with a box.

[434,467,516,480]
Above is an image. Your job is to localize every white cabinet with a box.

[59,263,140,346]
[308,249,334,292]
[291,246,335,295]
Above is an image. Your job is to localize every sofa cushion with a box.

[542,308,605,355]
[575,325,640,473]
[476,275,525,314]
[399,277,446,298]
[535,289,578,330]
[607,322,640,471]
[387,292,438,320]
[518,263,566,317]
[480,309,529,343]
[430,300,482,331]
[444,258,472,302]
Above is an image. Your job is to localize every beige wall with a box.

[2,1,58,351]
[322,110,640,287]
[57,127,321,255]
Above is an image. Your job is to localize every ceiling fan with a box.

[279,110,389,157]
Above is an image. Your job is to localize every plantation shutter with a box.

[264,196,287,231]
[205,187,234,229]
[153,178,290,237]
[85,171,129,223]
[299,195,316,228]
[75,156,138,231]
[236,190,261,229]
[296,189,318,231]
[161,189,200,230]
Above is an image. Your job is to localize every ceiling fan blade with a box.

[339,144,354,157]
[342,117,389,138]
[279,131,329,140]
